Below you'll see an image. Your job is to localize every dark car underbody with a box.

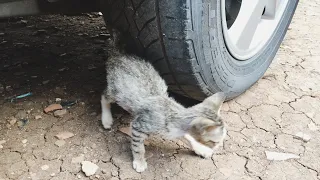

[0,0,100,18]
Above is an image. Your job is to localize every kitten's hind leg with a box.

[101,94,114,129]
[131,126,148,172]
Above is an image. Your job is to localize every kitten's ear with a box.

[203,92,226,114]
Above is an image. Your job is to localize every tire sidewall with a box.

[191,0,299,98]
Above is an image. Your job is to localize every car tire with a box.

[100,0,299,100]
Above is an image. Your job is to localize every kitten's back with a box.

[106,54,168,110]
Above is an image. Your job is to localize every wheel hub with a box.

[222,0,289,60]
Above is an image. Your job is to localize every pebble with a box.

[99,33,110,39]
[54,140,66,147]
[98,12,103,16]
[0,140,5,148]
[41,165,49,170]
[54,109,67,117]
[265,151,300,161]
[81,161,99,176]
[55,131,75,140]
[58,67,68,71]
[0,32,4,36]
[22,139,28,144]
[55,98,62,102]
[9,117,17,125]
[77,174,82,179]
[101,169,107,174]
[42,80,50,85]
[35,115,42,120]
[50,173,55,177]
[295,132,311,142]
[20,20,28,24]
[44,104,63,113]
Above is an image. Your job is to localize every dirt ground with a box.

[0,1,319,180]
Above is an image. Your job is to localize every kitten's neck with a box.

[163,99,198,138]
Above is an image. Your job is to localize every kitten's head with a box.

[188,92,227,149]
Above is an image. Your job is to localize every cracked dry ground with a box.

[0,1,320,180]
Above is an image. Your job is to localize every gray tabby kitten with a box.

[101,33,227,172]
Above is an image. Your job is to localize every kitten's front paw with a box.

[102,123,112,130]
[133,160,147,172]
[193,144,214,159]
[194,148,213,159]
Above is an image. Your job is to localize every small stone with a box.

[50,173,55,177]
[95,175,100,178]
[99,33,110,39]
[41,165,49,170]
[111,171,117,176]
[44,104,63,113]
[98,12,103,16]
[265,151,300,161]
[77,174,82,179]
[101,27,107,30]
[9,117,17,125]
[0,140,5,148]
[59,53,67,57]
[58,67,68,71]
[0,32,4,36]
[33,29,47,36]
[22,139,28,144]
[54,140,66,147]
[42,80,50,85]
[20,20,28,24]
[72,154,85,164]
[89,112,97,116]
[55,98,62,102]
[81,161,99,176]
[91,143,97,149]
[34,115,42,120]
[295,132,311,142]
[55,131,75,140]
[54,109,67,117]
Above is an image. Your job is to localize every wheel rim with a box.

[221,0,289,60]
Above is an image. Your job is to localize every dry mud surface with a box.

[0,1,320,179]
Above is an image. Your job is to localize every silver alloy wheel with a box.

[222,0,289,60]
